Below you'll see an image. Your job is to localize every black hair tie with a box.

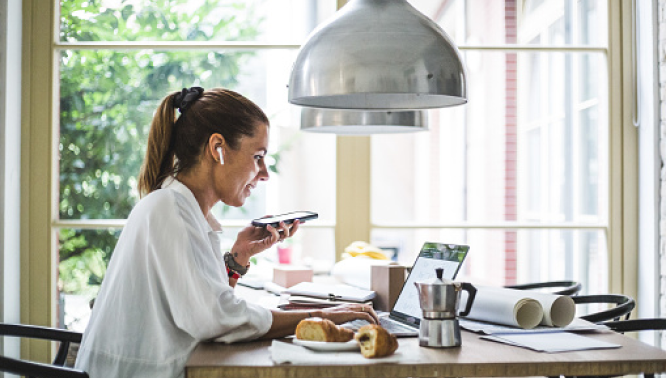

[173,87,204,114]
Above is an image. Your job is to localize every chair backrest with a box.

[601,318,666,333]
[505,280,583,296]
[0,323,88,378]
[573,294,636,323]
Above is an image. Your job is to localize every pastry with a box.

[295,317,354,342]
[354,324,399,358]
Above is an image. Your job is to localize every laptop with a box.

[344,242,470,337]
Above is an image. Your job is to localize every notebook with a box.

[344,242,470,337]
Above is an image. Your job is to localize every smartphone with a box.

[251,211,318,228]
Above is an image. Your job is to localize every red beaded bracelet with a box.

[226,265,240,280]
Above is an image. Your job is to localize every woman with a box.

[75,87,378,378]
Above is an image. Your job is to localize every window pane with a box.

[371,52,608,223]
[526,128,541,213]
[579,106,600,215]
[407,0,607,47]
[371,228,608,293]
[517,229,608,294]
[59,0,336,43]
[58,228,121,330]
[579,54,603,102]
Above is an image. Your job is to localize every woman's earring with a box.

[217,147,224,165]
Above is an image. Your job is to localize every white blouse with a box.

[75,179,272,378]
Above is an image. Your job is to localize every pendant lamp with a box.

[288,0,467,110]
[300,108,428,135]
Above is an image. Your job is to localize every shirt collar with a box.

[161,177,223,233]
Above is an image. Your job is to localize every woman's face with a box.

[219,123,270,207]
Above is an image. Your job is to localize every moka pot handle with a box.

[458,282,477,317]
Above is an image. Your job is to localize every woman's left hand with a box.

[231,220,300,265]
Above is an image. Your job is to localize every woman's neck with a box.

[177,168,216,218]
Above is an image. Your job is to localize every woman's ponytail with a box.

[137,92,178,197]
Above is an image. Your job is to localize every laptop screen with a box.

[390,242,470,326]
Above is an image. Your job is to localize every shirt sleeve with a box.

[141,191,272,342]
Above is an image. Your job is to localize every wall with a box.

[657,0,666,346]
[0,0,23,373]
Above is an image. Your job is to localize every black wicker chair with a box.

[601,317,666,333]
[505,280,583,296]
[0,323,88,378]
[572,294,636,323]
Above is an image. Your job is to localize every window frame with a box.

[20,0,638,362]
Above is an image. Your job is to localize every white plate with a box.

[292,338,360,351]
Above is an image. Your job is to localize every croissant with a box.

[354,324,399,358]
[295,317,354,342]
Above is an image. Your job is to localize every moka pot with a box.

[414,267,477,347]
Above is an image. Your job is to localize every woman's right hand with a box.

[319,303,379,325]
[231,220,299,266]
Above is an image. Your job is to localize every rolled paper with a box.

[460,287,543,329]
[460,286,576,329]
[523,290,576,327]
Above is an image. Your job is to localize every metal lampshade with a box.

[300,108,428,135]
[288,0,467,110]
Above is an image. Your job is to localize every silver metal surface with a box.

[288,0,467,110]
[422,310,456,319]
[300,108,428,134]
[419,318,462,347]
[415,280,461,316]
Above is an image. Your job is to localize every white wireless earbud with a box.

[216,147,224,165]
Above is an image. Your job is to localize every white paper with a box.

[460,286,576,329]
[481,332,621,353]
[460,317,610,335]
[284,282,376,302]
[264,282,287,295]
[287,295,372,306]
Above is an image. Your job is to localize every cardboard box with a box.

[371,265,406,312]
[273,265,314,288]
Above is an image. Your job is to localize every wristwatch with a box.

[223,252,250,276]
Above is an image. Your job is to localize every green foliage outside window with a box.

[58,0,265,296]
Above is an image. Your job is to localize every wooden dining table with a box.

[185,285,666,378]
[185,328,666,378]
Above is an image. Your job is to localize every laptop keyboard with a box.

[344,317,417,334]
